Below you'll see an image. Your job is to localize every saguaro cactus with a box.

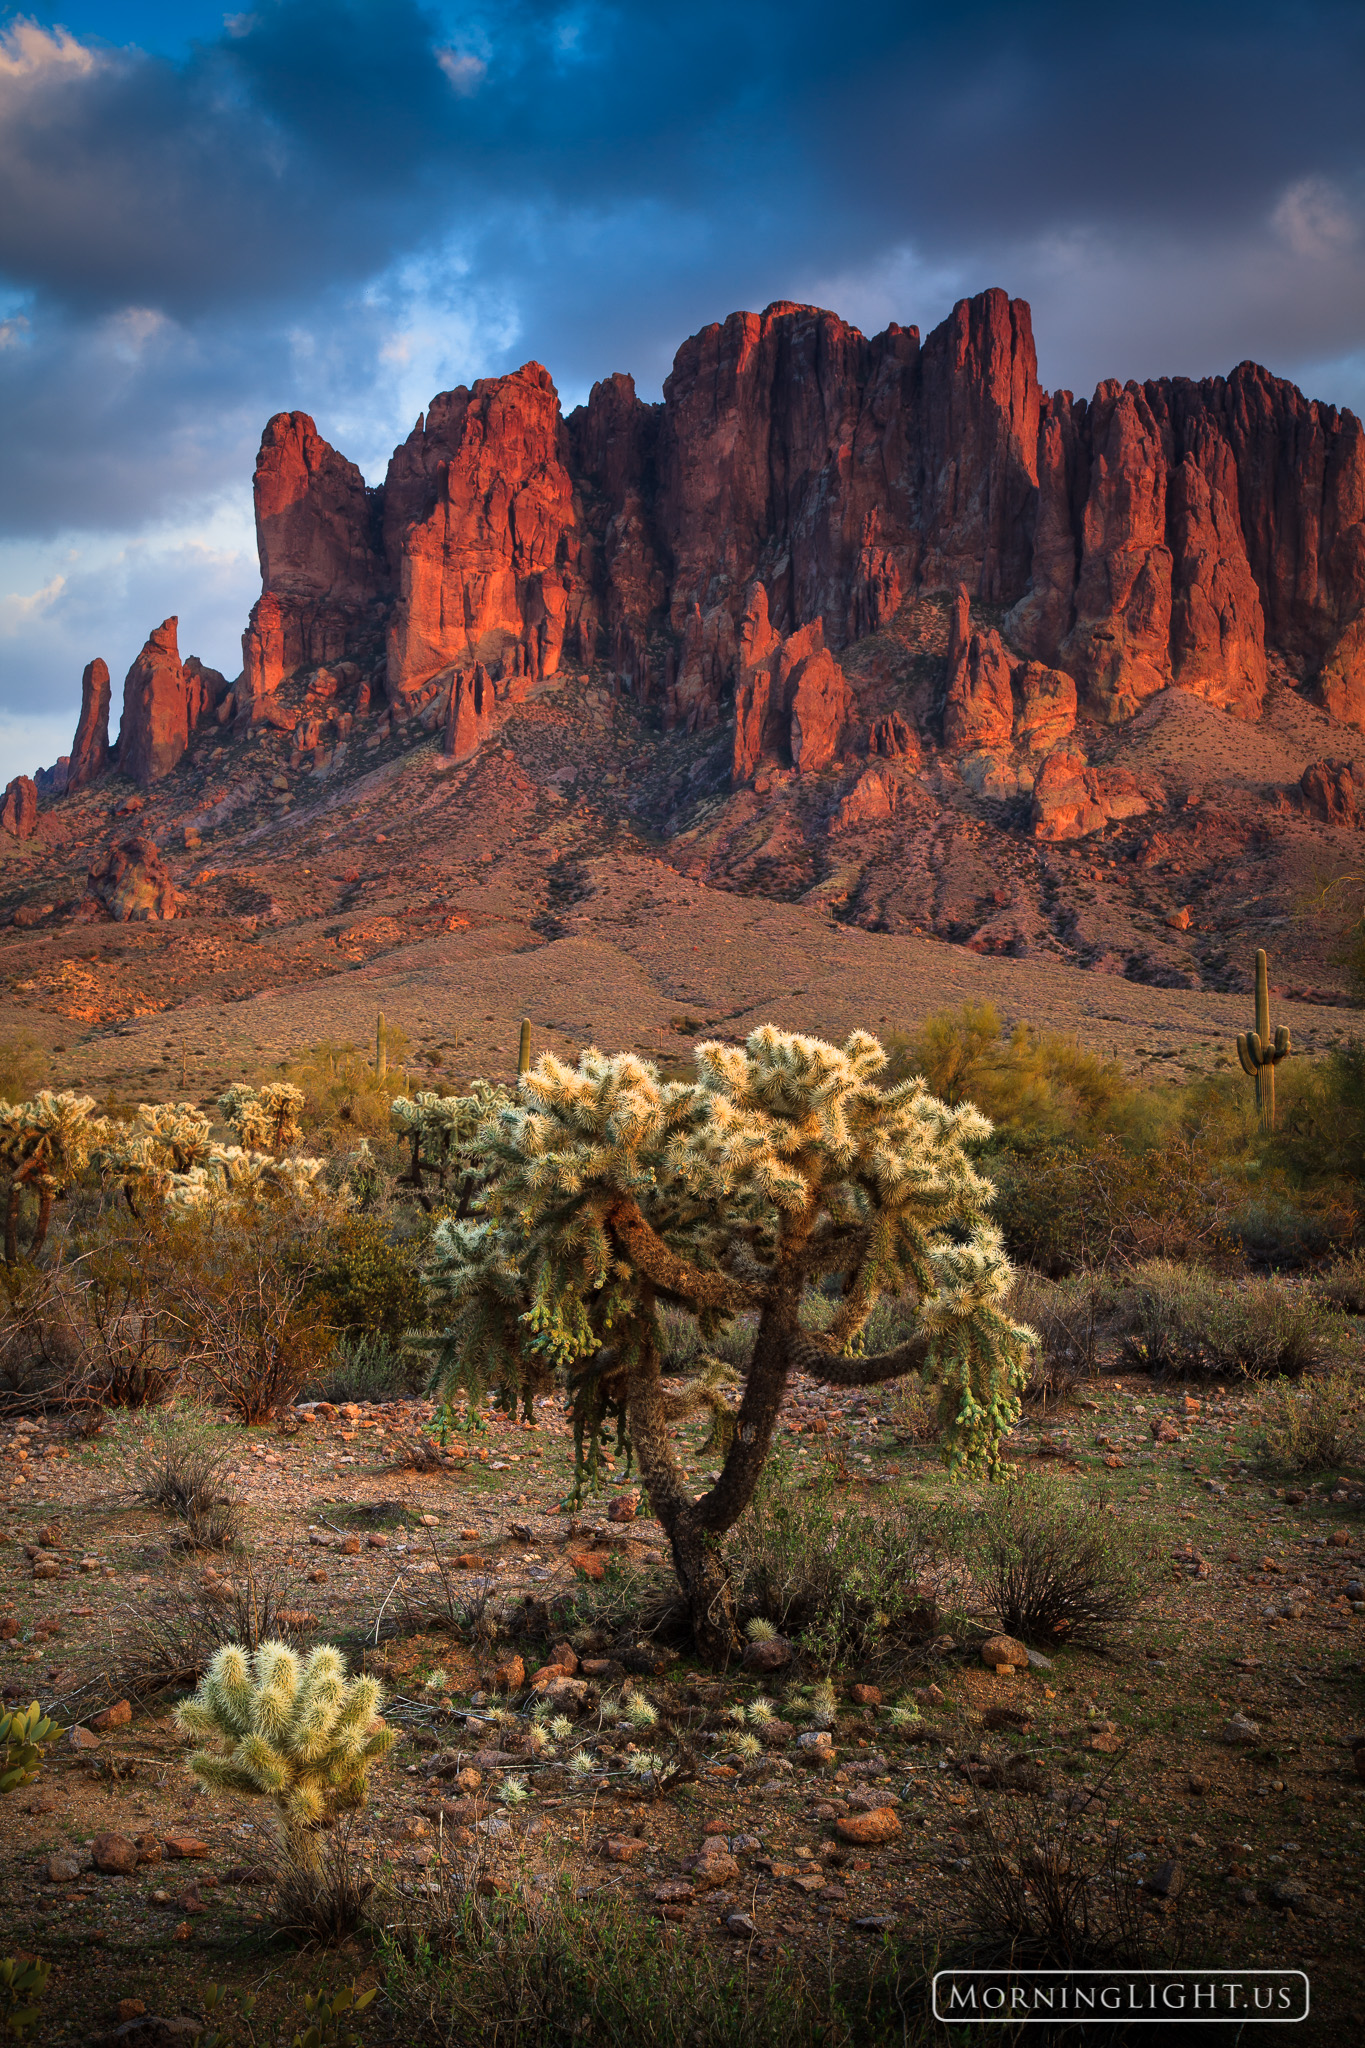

[1236,948,1291,1133]
[518,1017,532,1077]
[375,1012,387,1082]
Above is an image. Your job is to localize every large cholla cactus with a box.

[428,1025,1033,1661]
[0,1090,110,1265]
[174,1642,394,1866]
[217,1082,305,1154]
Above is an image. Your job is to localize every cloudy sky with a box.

[2,1,1363,782]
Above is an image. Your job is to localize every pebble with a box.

[90,1698,133,1731]
[1219,1714,1261,1747]
[45,1854,83,1882]
[725,1911,758,1937]
[980,1634,1028,1671]
[163,1834,210,1860]
[65,1725,101,1752]
[835,1807,900,1845]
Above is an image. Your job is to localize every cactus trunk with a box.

[375,1011,387,1082]
[518,1017,531,1078]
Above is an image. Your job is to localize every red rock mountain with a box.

[68,287,1365,795]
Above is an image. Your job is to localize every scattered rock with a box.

[163,1834,210,1860]
[1219,1714,1261,1747]
[835,1807,901,1846]
[45,1854,83,1882]
[1144,1859,1184,1899]
[742,1634,793,1674]
[604,1835,647,1863]
[92,1832,140,1875]
[67,1724,101,1751]
[850,1684,882,1706]
[91,1698,133,1732]
[980,1634,1029,1671]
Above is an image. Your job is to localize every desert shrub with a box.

[884,1003,1136,1146]
[272,1038,413,1149]
[305,1334,424,1405]
[1312,1251,1365,1315]
[971,1471,1151,1649]
[0,1035,49,1104]
[1008,1270,1115,1403]
[163,1203,335,1421]
[1251,1369,1365,1474]
[0,1220,180,1408]
[269,1818,377,1947]
[120,1559,315,1697]
[954,1788,1151,1969]
[380,1868,919,2048]
[734,1461,962,1666]
[1232,1185,1359,1270]
[124,1407,242,1549]
[882,1372,940,1443]
[303,1214,427,1345]
[994,1135,1232,1275]
[1117,1262,1330,1380]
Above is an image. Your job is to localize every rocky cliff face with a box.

[229,288,1363,763]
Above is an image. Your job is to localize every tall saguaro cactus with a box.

[1236,948,1291,1132]
[518,1017,532,1078]
[375,1012,387,1082]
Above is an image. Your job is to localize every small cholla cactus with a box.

[885,1702,921,1730]
[422,1669,449,1695]
[725,1703,748,1727]
[497,1774,530,1806]
[732,1733,763,1762]
[744,1617,778,1643]
[623,1693,658,1729]
[626,1749,663,1778]
[174,1642,394,1867]
[568,1750,596,1778]
[811,1680,838,1728]
[549,1715,573,1742]
[746,1697,775,1726]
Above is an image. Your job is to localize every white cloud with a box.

[0,572,65,632]
[1271,177,1358,260]
[435,48,487,96]
[0,20,95,82]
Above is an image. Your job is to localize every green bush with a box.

[305,1334,426,1405]
[1251,1369,1365,1475]
[1117,1262,1330,1380]
[733,1461,960,1667]
[970,1471,1152,1649]
[303,1215,427,1345]
[1312,1251,1365,1315]
[884,1003,1135,1146]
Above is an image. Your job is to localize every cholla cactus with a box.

[97,1100,215,1213]
[390,1081,509,1202]
[174,1642,394,1867]
[745,1617,778,1644]
[217,1082,305,1155]
[0,1090,109,1264]
[426,1025,1033,1662]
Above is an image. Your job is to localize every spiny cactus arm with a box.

[186,1752,265,1799]
[235,1731,291,1794]
[194,1645,255,1736]
[1236,1033,1259,1077]
[787,1323,932,1386]
[606,1198,761,1311]
[329,1674,383,1745]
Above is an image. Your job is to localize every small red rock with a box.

[90,1698,132,1731]
[835,1807,901,1846]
